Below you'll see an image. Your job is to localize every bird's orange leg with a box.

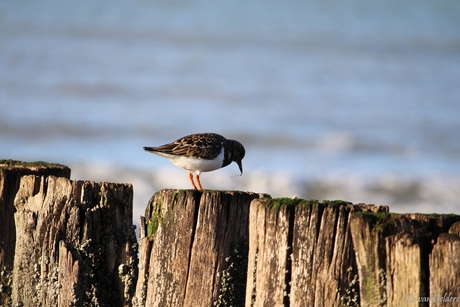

[189,172,197,190]
[195,174,204,191]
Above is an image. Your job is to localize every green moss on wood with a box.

[423,213,459,219]
[350,211,460,233]
[147,198,163,238]
[0,159,67,168]
[147,220,158,238]
[352,211,394,221]
[261,197,306,210]
[262,197,354,211]
[272,197,305,209]
[172,189,187,203]
[322,199,353,206]
[146,189,195,238]
[351,211,399,233]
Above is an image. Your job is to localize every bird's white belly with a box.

[156,149,225,173]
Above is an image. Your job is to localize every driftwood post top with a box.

[135,188,269,307]
[246,197,389,307]
[2,160,460,307]
[0,159,71,175]
[350,211,460,307]
[0,160,72,276]
[1,160,136,307]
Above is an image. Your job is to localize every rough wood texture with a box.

[430,230,460,304]
[4,161,460,307]
[0,161,71,306]
[349,212,387,306]
[134,189,268,307]
[246,198,388,307]
[245,198,293,306]
[0,161,137,307]
[137,192,460,307]
[350,212,460,307]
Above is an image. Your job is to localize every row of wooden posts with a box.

[1,161,459,306]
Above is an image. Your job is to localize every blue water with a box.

[1,0,460,218]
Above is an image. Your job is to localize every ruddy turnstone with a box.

[144,133,245,190]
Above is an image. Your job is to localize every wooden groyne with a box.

[136,192,460,307]
[1,161,460,306]
[134,189,268,307]
[0,161,137,307]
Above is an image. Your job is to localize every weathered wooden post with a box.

[3,160,460,306]
[133,190,460,307]
[0,161,137,307]
[0,161,71,306]
[134,189,268,307]
[246,198,388,307]
[350,212,460,307]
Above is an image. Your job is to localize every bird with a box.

[144,133,245,190]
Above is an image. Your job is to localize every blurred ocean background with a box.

[1,0,460,224]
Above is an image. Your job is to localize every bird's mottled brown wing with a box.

[148,133,226,160]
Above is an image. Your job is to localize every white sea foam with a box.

[70,162,460,235]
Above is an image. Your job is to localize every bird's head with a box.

[230,140,245,174]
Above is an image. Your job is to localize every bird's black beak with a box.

[237,160,243,175]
